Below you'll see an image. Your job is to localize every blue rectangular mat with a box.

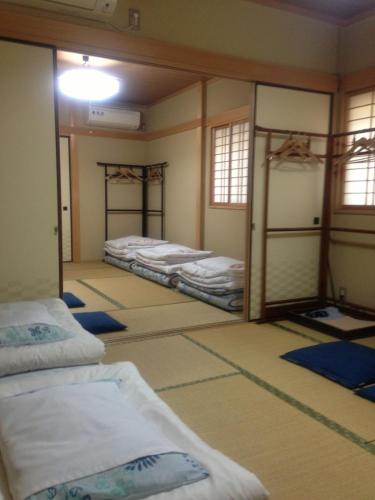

[73,311,127,335]
[281,341,375,389]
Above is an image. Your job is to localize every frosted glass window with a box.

[211,120,249,206]
[343,89,375,207]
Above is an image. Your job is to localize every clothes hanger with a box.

[106,167,144,183]
[267,134,322,165]
[105,170,121,182]
[146,167,163,183]
[335,136,375,166]
[120,168,144,183]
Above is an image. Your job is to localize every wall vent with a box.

[87,105,142,130]
[5,0,117,19]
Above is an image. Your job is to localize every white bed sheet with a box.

[0,299,105,377]
[0,362,268,500]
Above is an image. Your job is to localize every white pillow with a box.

[0,301,59,328]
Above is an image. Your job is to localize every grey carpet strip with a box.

[182,333,375,457]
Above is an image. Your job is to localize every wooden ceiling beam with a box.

[0,4,337,93]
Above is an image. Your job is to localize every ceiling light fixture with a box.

[58,55,120,101]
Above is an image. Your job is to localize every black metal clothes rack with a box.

[97,161,167,241]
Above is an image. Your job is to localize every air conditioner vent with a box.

[6,0,117,19]
[87,105,142,130]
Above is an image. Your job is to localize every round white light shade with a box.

[58,68,120,101]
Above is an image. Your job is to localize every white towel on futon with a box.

[0,381,179,500]
[105,235,168,251]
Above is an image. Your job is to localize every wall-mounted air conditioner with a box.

[6,0,117,19]
[87,105,142,130]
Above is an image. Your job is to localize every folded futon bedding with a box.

[178,256,244,293]
[177,281,243,311]
[132,262,180,288]
[0,299,104,377]
[104,254,136,272]
[0,362,268,500]
[104,235,168,261]
[136,243,212,274]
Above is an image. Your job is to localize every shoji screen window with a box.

[211,120,249,207]
[342,88,375,208]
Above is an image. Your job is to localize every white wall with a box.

[145,86,200,131]
[338,15,375,74]
[76,135,146,261]
[329,214,375,310]
[113,0,338,73]
[147,129,202,247]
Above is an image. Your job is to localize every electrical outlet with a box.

[313,216,320,225]
[339,287,346,301]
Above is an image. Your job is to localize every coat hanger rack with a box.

[254,125,331,319]
[97,161,168,240]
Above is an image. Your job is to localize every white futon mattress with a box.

[0,362,268,500]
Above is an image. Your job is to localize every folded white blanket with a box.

[179,274,244,291]
[105,235,168,250]
[104,245,136,261]
[135,256,182,275]
[180,257,244,280]
[137,244,212,264]
[0,381,179,500]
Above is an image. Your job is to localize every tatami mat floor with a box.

[63,261,241,339]
[64,262,375,499]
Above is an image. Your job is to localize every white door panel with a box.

[0,40,60,301]
[60,137,72,262]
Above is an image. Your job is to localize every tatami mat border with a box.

[72,268,375,454]
[156,372,240,393]
[272,321,325,344]
[100,318,244,345]
[77,279,126,310]
[182,334,375,456]
[101,330,184,345]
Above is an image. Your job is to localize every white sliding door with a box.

[0,40,60,301]
[60,137,72,262]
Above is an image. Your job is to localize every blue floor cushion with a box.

[63,292,86,309]
[356,385,375,403]
[280,341,375,389]
[73,312,127,334]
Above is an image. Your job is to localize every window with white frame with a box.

[210,120,249,207]
[342,88,375,207]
